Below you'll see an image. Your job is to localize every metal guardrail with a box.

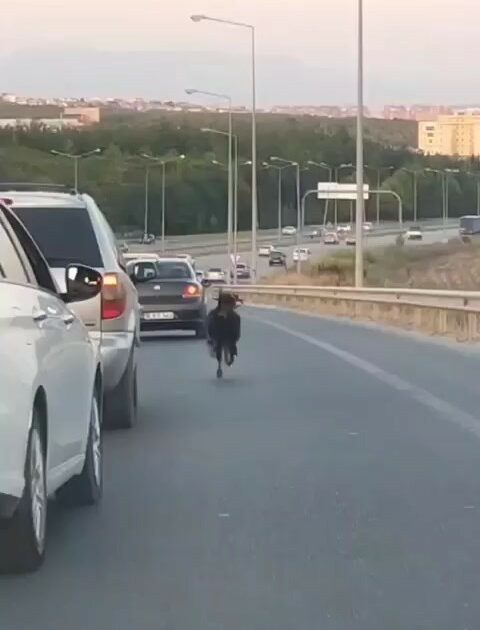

[224,284,480,341]
[225,285,480,309]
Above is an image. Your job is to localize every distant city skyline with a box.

[3,88,480,124]
[2,44,480,108]
[3,0,480,105]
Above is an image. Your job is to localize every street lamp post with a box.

[50,147,102,191]
[466,171,480,215]
[202,127,238,275]
[364,165,394,224]
[425,168,446,223]
[270,156,301,272]
[355,0,365,287]
[144,165,150,239]
[186,89,233,272]
[140,153,185,250]
[212,150,247,284]
[191,14,258,280]
[399,168,419,222]
[444,168,460,223]
[335,163,355,226]
[307,161,333,226]
[264,162,290,241]
[426,167,459,224]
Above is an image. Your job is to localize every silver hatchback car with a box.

[3,185,140,429]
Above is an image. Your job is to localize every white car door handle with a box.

[62,313,75,326]
[32,309,48,323]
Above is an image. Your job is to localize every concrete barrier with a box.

[225,285,480,342]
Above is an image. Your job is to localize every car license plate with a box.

[143,312,175,320]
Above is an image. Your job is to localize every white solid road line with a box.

[253,315,480,439]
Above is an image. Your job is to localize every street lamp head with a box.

[179,154,186,160]
[243,160,253,166]
[50,149,60,156]
[190,14,206,22]
[185,89,197,96]
[270,156,297,166]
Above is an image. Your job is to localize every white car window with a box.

[4,208,58,294]
[0,218,30,285]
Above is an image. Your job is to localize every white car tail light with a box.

[101,273,127,320]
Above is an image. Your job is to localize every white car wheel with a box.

[30,429,47,555]
[56,387,103,506]
[0,410,47,574]
[91,396,102,488]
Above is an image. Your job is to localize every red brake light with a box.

[101,273,127,319]
[182,284,201,299]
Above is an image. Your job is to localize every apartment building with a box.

[418,114,480,156]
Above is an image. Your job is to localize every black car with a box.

[269,250,287,267]
[129,258,207,337]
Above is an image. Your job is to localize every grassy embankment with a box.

[264,238,480,290]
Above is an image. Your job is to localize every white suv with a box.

[3,185,140,429]
[0,202,104,573]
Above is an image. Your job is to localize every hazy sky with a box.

[3,0,480,104]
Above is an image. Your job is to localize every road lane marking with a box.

[254,316,480,439]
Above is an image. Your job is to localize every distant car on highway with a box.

[231,262,252,281]
[363,222,373,232]
[0,202,104,573]
[204,267,227,283]
[405,225,423,240]
[4,184,140,429]
[269,250,287,267]
[129,258,207,337]
[140,233,155,244]
[293,247,311,262]
[345,235,356,246]
[324,231,340,245]
[306,228,323,239]
[337,225,351,235]
[258,244,274,257]
[281,225,297,236]
[459,215,480,235]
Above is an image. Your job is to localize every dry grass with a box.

[261,239,480,290]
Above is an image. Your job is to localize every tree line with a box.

[0,110,477,235]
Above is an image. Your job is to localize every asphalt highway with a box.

[195,225,460,278]
[2,307,480,629]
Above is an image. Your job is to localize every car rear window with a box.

[13,206,103,268]
[155,262,193,279]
